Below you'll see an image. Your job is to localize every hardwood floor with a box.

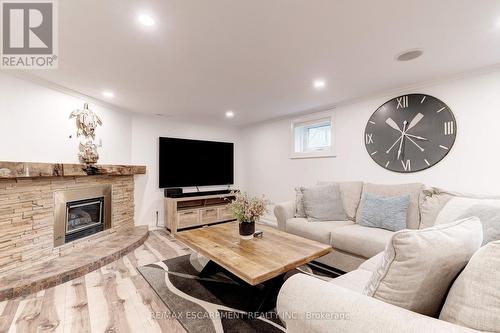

[0,230,190,333]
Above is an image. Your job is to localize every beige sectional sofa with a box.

[274,182,500,333]
[274,182,424,272]
[277,237,499,333]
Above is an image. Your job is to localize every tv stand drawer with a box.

[177,210,200,228]
[218,206,233,220]
[201,208,218,224]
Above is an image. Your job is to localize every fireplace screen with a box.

[54,185,111,247]
[66,197,104,239]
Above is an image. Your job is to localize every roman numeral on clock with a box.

[396,96,409,109]
[401,159,411,171]
[444,121,454,135]
[365,133,374,144]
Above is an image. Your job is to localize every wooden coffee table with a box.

[176,222,332,286]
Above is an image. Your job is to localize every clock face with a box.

[364,94,456,173]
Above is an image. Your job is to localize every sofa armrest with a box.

[274,201,295,231]
[277,274,479,333]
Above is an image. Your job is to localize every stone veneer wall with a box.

[0,175,135,277]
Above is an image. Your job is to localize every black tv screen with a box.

[159,137,234,188]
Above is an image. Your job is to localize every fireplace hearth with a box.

[54,185,112,246]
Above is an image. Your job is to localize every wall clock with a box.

[364,94,456,173]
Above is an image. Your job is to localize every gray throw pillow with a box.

[436,197,500,245]
[458,204,500,244]
[358,193,410,231]
[301,184,347,221]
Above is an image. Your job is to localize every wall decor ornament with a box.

[78,141,99,164]
[70,103,102,139]
[70,103,102,165]
[364,94,457,173]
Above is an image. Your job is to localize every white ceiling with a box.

[27,0,500,126]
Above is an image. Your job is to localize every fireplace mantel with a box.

[0,161,146,179]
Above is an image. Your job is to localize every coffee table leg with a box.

[199,260,221,278]
[256,273,286,313]
[199,260,285,313]
[199,260,248,285]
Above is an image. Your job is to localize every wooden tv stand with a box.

[165,193,236,235]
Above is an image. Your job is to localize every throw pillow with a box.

[294,187,306,218]
[317,181,363,221]
[363,217,483,317]
[419,188,456,229]
[356,183,424,229]
[420,187,500,229]
[439,240,500,332]
[301,184,347,221]
[436,197,500,245]
[357,193,410,232]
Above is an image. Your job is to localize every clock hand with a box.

[397,121,408,160]
[385,118,402,132]
[388,114,427,138]
[405,134,425,152]
[406,134,428,141]
[407,113,424,131]
[386,136,403,154]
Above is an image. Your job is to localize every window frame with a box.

[290,111,336,159]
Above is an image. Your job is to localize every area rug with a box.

[138,253,341,333]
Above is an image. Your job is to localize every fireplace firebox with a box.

[54,185,111,246]
[65,197,104,242]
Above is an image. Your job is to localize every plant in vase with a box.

[227,192,269,240]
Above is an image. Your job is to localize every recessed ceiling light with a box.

[225,111,235,118]
[396,49,423,61]
[313,80,326,89]
[102,91,114,98]
[138,14,155,27]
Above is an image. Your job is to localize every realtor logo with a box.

[1,0,58,68]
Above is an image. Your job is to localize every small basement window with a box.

[290,113,335,159]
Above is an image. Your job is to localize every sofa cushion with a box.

[315,249,365,273]
[436,197,500,245]
[420,187,500,229]
[330,225,394,258]
[419,187,457,229]
[329,269,373,293]
[286,218,354,244]
[439,240,500,332]
[356,183,424,229]
[301,184,347,221]
[357,193,410,232]
[358,251,384,272]
[363,217,483,317]
[318,181,363,221]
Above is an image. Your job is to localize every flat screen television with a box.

[159,137,234,188]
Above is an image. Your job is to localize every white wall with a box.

[0,73,243,230]
[241,69,500,203]
[4,68,500,227]
[130,114,243,228]
[0,73,132,164]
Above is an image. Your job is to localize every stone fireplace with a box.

[0,161,146,278]
[54,185,112,246]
